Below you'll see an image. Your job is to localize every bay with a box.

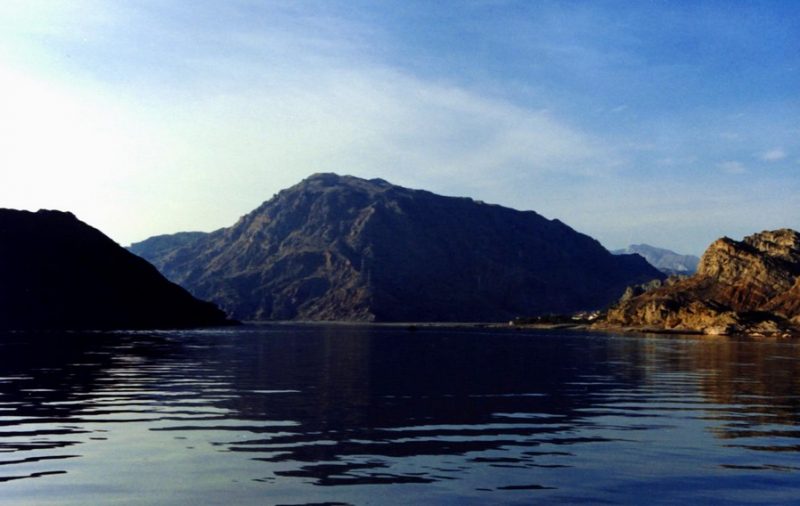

[0,324,799,505]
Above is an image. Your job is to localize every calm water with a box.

[1,324,799,505]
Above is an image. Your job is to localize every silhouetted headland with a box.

[0,209,233,330]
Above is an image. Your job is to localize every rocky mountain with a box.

[603,229,800,336]
[612,244,699,275]
[132,173,663,322]
[0,209,232,330]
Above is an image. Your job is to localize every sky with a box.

[1,0,798,255]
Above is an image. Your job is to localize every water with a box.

[1,324,799,505]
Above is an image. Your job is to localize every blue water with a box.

[0,324,799,505]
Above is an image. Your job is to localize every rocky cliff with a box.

[603,229,800,335]
[132,173,663,322]
[612,244,699,275]
[0,209,232,330]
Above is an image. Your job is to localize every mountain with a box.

[131,173,663,322]
[604,229,800,335]
[612,244,699,275]
[128,231,208,259]
[0,209,232,330]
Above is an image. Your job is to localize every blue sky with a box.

[1,0,798,254]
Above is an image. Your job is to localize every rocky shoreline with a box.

[600,229,800,338]
[506,321,799,338]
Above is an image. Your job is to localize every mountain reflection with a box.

[157,326,648,485]
[660,337,800,445]
[0,332,181,479]
[97,325,638,487]
[1,326,800,503]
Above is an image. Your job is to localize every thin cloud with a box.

[154,64,617,200]
[717,161,747,174]
[0,3,617,245]
[762,148,787,161]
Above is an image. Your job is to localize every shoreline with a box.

[244,319,800,339]
[242,320,705,335]
[508,322,799,338]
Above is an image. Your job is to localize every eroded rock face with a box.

[132,173,663,322]
[0,209,232,330]
[604,229,800,335]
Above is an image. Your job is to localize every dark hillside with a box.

[0,209,231,330]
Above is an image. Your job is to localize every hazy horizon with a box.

[2,1,798,255]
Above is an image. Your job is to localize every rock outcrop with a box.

[612,244,700,275]
[131,173,663,322]
[0,209,232,330]
[603,229,800,335]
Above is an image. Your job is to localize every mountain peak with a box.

[302,172,344,185]
[295,173,400,195]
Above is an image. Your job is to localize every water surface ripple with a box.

[0,325,799,504]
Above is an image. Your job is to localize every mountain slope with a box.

[604,229,800,335]
[612,244,699,275]
[0,209,231,330]
[134,173,663,322]
[128,231,208,259]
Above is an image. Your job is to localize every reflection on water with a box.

[0,325,799,504]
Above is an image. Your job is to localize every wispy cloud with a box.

[0,2,616,243]
[717,161,747,174]
[145,64,618,208]
[761,148,787,161]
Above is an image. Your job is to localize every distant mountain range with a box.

[612,244,699,275]
[129,173,663,322]
[0,209,231,330]
[604,229,800,336]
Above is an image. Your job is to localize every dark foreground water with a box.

[1,325,800,505]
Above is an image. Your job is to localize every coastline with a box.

[241,320,717,336]
[510,321,798,338]
[257,319,800,339]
